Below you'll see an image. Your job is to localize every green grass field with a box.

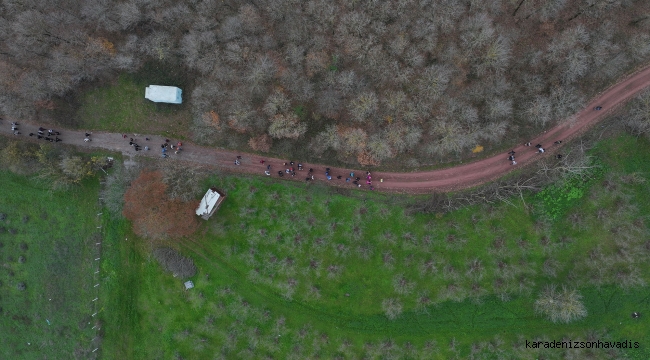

[77,74,191,140]
[0,171,101,359]
[97,133,650,359]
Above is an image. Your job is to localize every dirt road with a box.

[3,65,650,194]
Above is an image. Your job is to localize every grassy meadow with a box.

[97,133,650,359]
[77,74,191,140]
[0,171,101,359]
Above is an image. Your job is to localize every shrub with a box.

[0,141,39,174]
[626,89,650,139]
[392,274,415,295]
[535,158,605,219]
[39,154,107,190]
[534,285,587,323]
[152,247,197,279]
[381,298,403,320]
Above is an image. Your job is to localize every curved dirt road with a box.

[3,65,650,194]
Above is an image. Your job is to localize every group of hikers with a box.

[515,140,564,164]
[25,125,63,142]
[120,134,182,157]
[233,156,378,190]
[8,120,574,190]
[160,139,183,157]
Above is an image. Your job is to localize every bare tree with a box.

[381,298,403,320]
[268,113,307,139]
[626,89,650,139]
[116,1,141,30]
[347,92,378,123]
[534,285,587,323]
[263,89,291,117]
[524,95,553,126]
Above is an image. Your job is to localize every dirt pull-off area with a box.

[3,65,650,194]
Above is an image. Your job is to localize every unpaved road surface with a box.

[3,65,650,194]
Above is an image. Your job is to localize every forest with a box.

[1,0,650,166]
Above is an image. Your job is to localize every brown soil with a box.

[3,65,650,194]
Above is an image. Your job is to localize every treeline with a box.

[1,0,650,165]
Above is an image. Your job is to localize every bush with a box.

[101,161,133,217]
[626,89,650,139]
[153,247,197,279]
[38,152,107,190]
[534,285,587,323]
[535,158,605,219]
[381,298,403,320]
[0,141,39,174]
